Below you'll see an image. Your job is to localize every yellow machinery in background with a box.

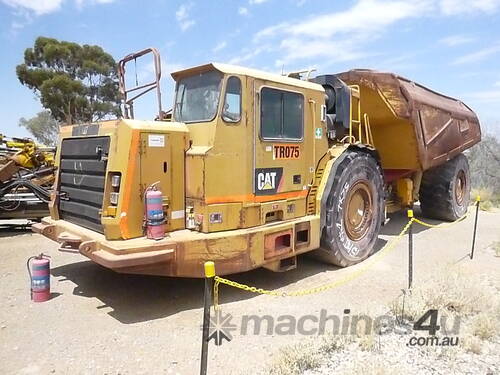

[33,48,480,277]
[0,134,55,220]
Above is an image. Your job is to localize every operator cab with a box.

[170,63,327,233]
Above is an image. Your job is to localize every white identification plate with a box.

[148,134,165,147]
[171,210,185,219]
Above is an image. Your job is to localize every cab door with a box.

[254,82,310,201]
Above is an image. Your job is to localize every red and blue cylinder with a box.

[27,254,50,302]
[146,188,165,240]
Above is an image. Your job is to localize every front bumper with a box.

[33,218,176,275]
[32,216,318,277]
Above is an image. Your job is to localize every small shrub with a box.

[269,341,322,375]
[470,312,499,340]
[471,188,500,211]
[471,188,493,203]
[480,200,494,211]
[269,335,352,375]
[343,357,399,375]
[461,334,483,354]
[491,241,500,257]
[388,268,496,321]
[318,334,352,354]
[358,334,377,351]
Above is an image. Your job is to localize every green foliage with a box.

[467,134,500,197]
[16,36,121,124]
[18,111,59,146]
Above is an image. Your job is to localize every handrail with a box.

[117,47,164,120]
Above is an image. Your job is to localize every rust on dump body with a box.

[337,69,481,171]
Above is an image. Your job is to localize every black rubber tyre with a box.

[318,151,384,267]
[419,153,470,221]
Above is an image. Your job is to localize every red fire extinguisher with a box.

[145,182,165,240]
[27,253,51,302]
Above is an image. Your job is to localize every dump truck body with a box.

[337,70,481,172]
[34,50,481,277]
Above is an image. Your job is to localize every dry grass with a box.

[470,312,499,340]
[358,334,377,351]
[317,334,353,353]
[270,268,499,374]
[269,335,353,375]
[461,335,483,354]
[471,188,500,211]
[269,340,322,375]
[491,241,500,257]
[389,268,500,356]
[342,357,399,375]
[388,267,497,321]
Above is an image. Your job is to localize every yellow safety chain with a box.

[412,197,479,229]
[213,218,415,310]
[212,199,479,310]
[412,214,467,228]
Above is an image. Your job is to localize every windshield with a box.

[174,70,223,123]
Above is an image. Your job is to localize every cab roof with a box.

[171,63,325,92]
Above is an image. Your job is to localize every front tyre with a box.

[318,151,384,267]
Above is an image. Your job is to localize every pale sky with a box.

[1,0,500,137]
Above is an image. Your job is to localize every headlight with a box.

[109,192,119,205]
[111,175,121,188]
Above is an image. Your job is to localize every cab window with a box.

[173,71,222,123]
[222,76,241,123]
[261,87,303,140]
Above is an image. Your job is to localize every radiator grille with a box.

[58,136,110,233]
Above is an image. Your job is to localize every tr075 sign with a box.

[273,144,300,160]
[254,168,283,195]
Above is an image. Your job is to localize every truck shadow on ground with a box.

[380,206,440,235]
[50,209,438,324]
[51,256,340,324]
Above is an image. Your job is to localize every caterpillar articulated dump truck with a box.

[33,48,481,277]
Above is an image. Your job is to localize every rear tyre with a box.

[419,153,470,221]
[318,151,384,267]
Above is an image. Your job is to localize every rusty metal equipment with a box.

[0,135,55,220]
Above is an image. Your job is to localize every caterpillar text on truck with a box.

[33,48,481,277]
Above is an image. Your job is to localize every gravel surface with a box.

[302,332,500,375]
[0,208,499,374]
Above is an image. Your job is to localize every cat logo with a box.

[254,168,283,195]
[259,173,275,190]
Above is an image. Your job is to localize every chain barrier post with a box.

[470,196,480,260]
[200,261,215,375]
[407,209,414,290]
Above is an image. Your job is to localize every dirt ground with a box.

[1,207,499,375]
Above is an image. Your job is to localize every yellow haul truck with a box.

[33,48,481,277]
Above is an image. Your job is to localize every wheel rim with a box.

[344,181,373,241]
[455,170,466,205]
